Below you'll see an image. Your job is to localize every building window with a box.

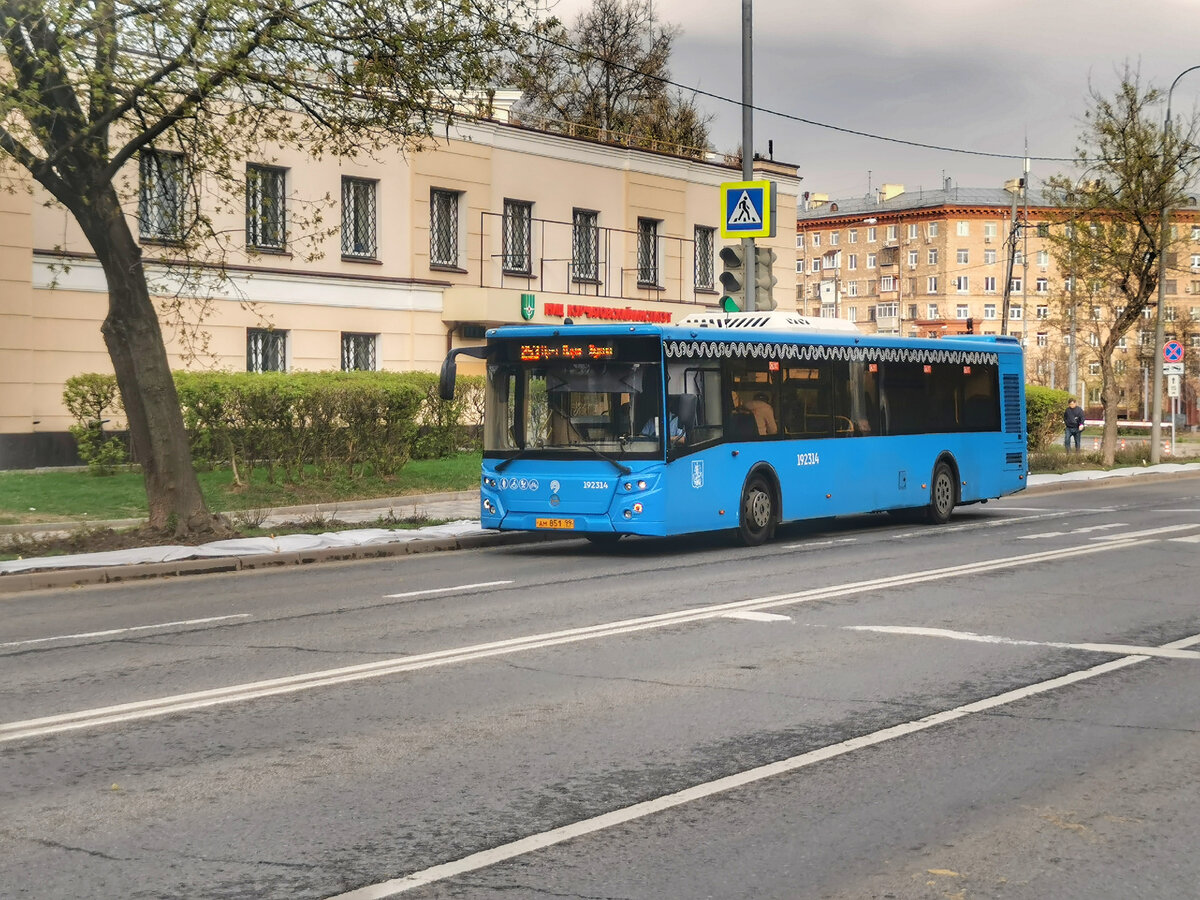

[955,276,969,294]
[848,229,858,244]
[1192,225,1200,241]
[880,275,896,292]
[984,303,997,319]
[867,227,877,242]
[502,199,533,274]
[139,149,186,241]
[246,164,286,251]
[830,231,840,246]
[983,222,998,240]
[430,188,460,267]
[812,233,821,247]
[1165,280,1178,295]
[1037,250,1049,268]
[928,248,938,265]
[956,220,969,236]
[1036,277,1048,293]
[1115,359,1127,375]
[848,254,858,270]
[848,306,858,321]
[795,259,805,274]
[341,177,378,258]
[907,249,919,267]
[846,281,859,297]
[246,328,287,372]
[956,304,969,319]
[1089,362,1101,376]
[573,209,600,281]
[886,224,897,242]
[908,304,919,319]
[1010,306,1023,320]
[693,225,714,290]
[341,332,377,371]
[796,233,804,248]
[811,258,821,273]
[866,253,877,269]
[984,249,997,265]
[1010,277,1022,293]
[1166,305,1178,321]
[908,223,919,239]
[637,217,660,285]
[1037,305,1049,319]
[1036,332,1048,347]
[983,276,997,293]
[927,277,938,294]
[927,302,939,317]
[957,248,969,265]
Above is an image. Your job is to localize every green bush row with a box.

[1025,384,1071,452]
[63,371,484,481]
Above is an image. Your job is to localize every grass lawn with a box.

[0,452,483,525]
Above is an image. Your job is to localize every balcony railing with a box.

[476,211,714,305]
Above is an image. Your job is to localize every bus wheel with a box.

[927,462,956,525]
[585,533,622,547]
[738,475,776,546]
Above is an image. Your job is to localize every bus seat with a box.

[727,407,758,440]
[670,393,699,429]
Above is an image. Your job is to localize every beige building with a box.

[0,103,799,467]
[796,182,1200,419]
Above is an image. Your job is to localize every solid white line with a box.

[327,640,1182,899]
[1169,534,1200,543]
[722,611,791,622]
[845,625,1200,660]
[0,538,1151,744]
[383,581,513,599]
[0,615,252,649]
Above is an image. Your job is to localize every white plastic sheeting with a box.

[0,521,483,575]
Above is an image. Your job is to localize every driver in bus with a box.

[641,407,686,445]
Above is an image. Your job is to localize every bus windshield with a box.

[484,336,668,458]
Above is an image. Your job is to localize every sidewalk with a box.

[3,464,1200,594]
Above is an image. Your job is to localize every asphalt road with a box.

[3,476,1200,899]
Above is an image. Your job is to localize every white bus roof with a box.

[677,310,861,334]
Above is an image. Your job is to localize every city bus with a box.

[439,311,1027,546]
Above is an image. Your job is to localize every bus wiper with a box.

[495,448,533,472]
[495,443,631,476]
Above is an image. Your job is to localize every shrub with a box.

[1026,384,1070,452]
[63,374,128,474]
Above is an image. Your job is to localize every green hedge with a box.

[62,373,129,474]
[1026,384,1070,452]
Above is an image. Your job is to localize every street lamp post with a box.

[1151,65,1200,464]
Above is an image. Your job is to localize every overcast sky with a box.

[547,0,1200,201]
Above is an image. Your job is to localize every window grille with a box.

[341,177,378,258]
[502,199,532,274]
[139,150,185,241]
[246,165,286,250]
[694,226,714,290]
[341,332,377,371]
[246,328,287,372]
[637,218,659,285]
[572,209,599,281]
[430,189,459,266]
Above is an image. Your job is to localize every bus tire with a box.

[585,533,622,547]
[738,474,776,546]
[926,461,956,525]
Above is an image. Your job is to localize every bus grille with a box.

[1002,374,1021,435]
[1006,452,1024,467]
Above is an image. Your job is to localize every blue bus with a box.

[439,311,1027,546]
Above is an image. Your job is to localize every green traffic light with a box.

[721,296,741,312]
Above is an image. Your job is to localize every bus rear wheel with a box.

[927,461,956,525]
[738,475,776,546]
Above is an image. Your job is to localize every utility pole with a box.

[741,0,756,312]
[1000,178,1022,335]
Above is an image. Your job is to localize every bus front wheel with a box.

[738,475,776,546]
[927,461,956,525]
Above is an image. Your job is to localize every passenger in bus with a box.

[744,392,778,436]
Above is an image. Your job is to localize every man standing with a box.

[1063,398,1086,451]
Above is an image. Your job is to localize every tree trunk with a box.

[72,182,228,536]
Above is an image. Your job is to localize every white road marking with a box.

[1016,531,1066,540]
[722,611,791,622]
[0,615,251,649]
[782,538,857,549]
[0,538,1152,744]
[844,625,1200,660]
[1091,524,1200,541]
[1169,534,1200,543]
[384,581,513,599]
[326,631,1200,899]
[1018,522,1127,540]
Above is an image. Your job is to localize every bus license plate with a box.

[535,517,575,530]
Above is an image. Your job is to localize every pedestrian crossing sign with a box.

[721,180,775,239]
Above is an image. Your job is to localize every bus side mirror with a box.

[439,347,489,401]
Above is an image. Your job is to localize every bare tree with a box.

[1043,67,1200,463]
[0,0,535,534]
[509,0,710,156]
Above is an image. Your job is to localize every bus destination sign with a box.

[520,342,616,362]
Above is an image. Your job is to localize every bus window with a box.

[673,365,724,444]
[728,358,778,440]
[833,360,879,437]
[781,362,832,438]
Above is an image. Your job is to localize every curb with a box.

[0,528,567,595]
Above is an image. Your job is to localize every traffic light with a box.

[754,246,778,310]
[718,246,746,312]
